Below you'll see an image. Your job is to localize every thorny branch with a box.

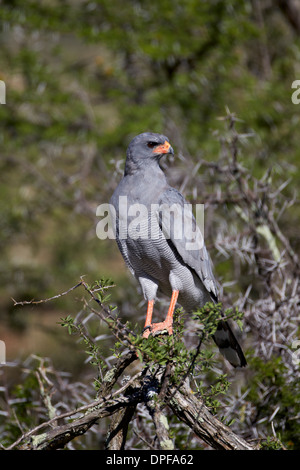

[7,363,255,450]
[5,279,256,451]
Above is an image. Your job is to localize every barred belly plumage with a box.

[110,132,247,367]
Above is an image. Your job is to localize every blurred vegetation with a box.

[0,0,299,450]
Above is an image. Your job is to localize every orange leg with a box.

[143,300,154,338]
[143,290,179,338]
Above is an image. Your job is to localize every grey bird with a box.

[110,132,246,367]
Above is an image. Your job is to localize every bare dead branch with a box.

[168,380,256,450]
[11,281,83,306]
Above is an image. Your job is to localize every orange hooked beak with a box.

[153,140,174,155]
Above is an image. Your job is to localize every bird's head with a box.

[125,132,174,174]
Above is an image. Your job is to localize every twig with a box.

[12,281,83,306]
[11,278,116,307]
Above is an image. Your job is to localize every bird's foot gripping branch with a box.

[6,278,257,451]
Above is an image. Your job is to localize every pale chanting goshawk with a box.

[110,132,246,367]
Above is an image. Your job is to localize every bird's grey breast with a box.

[110,172,171,278]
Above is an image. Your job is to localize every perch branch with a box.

[167,379,255,450]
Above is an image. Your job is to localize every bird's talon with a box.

[143,321,173,338]
[142,325,152,339]
[142,325,151,332]
[152,328,169,337]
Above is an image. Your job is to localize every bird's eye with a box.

[147,142,157,148]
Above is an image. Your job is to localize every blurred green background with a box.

[0,0,300,369]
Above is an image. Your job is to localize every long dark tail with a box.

[213,320,247,367]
